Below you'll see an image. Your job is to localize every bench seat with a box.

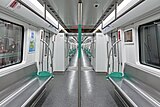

[109,63,160,107]
[0,63,52,107]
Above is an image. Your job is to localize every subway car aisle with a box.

[1,0,160,107]
[39,51,79,107]
[81,50,119,107]
[36,50,121,107]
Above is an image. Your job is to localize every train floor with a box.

[35,50,123,107]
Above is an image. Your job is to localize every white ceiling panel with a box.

[38,0,123,32]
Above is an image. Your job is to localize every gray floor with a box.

[36,50,122,107]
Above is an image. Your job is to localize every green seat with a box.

[106,72,123,79]
[37,71,54,78]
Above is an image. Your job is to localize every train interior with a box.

[0,0,160,107]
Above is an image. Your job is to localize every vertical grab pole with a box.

[78,2,82,107]
[78,25,82,59]
[42,1,46,72]
[42,30,45,71]
[78,24,82,107]
[117,31,120,72]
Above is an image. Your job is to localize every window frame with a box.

[138,19,160,70]
[0,18,24,69]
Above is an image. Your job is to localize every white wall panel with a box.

[54,33,68,72]
[92,33,107,72]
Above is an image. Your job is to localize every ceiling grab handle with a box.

[107,40,121,74]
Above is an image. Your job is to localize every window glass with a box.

[0,19,23,68]
[139,20,160,68]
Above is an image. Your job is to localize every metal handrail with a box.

[40,39,53,73]
[83,48,94,58]
[107,40,121,73]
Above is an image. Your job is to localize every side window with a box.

[0,19,23,68]
[139,20,160,69]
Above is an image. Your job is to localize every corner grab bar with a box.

[40,39,53,73]
[107,40,121,73]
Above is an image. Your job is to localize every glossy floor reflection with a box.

[81,50,118,107]
[36,50,121,107]
[39,52,79,107]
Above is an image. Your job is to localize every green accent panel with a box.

[67,48,76,57]
[78,24,82,58]
[106,72,123,79]
[37,71,54,78]
[83,48,93,58]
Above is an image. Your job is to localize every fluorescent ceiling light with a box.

[103,10,115,25]
[103,0,132,26]
[59,24,68,33]
[46,11,58,26]
[28,0,58,27]
[28,0,44,12]
[93,24,102,33]
[117,0,132,12]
